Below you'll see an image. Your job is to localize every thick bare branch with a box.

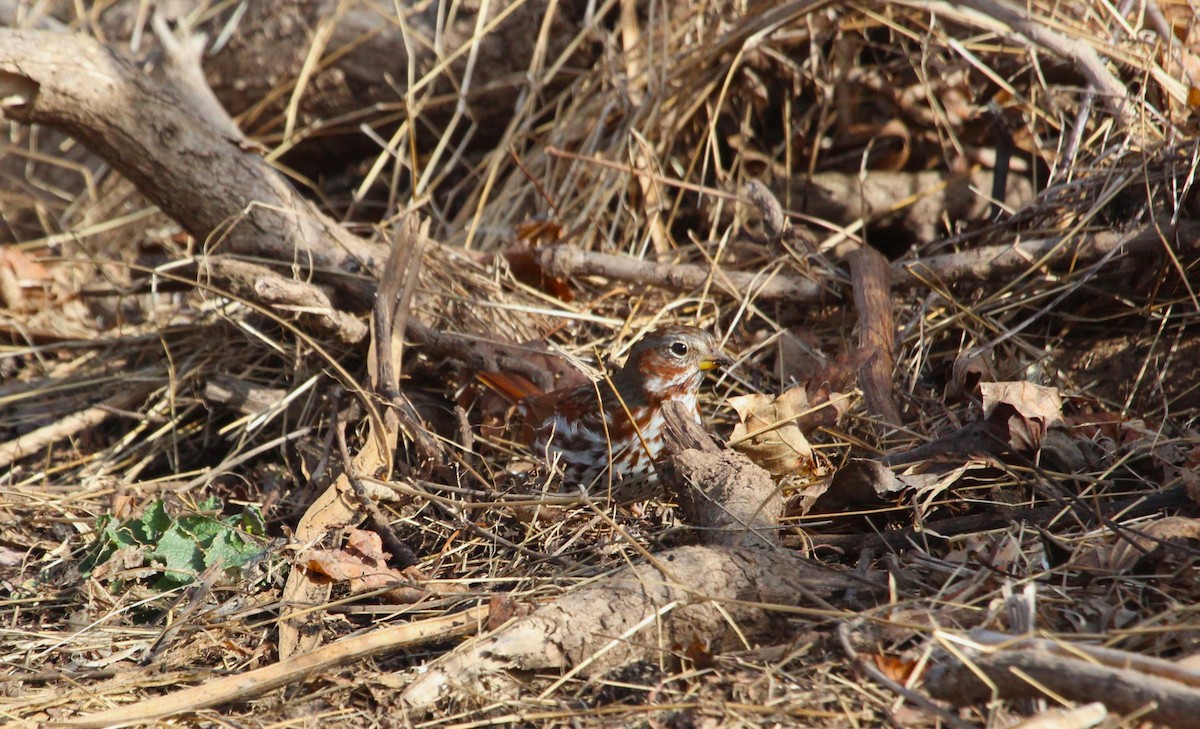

[400,544,849,712]
[659,400,783,549]
[927,629,1200,728]
[0,30,386,289]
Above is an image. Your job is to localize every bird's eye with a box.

[669,341,689,357]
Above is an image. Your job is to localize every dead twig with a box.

[659,400,782,549]
[332,415,419,570]
[535,222,1200,307]
[276,217,430,659]
[848,246,901,427]
[837,621,974,729]
[401,544,851,712]
[192,257,367,343]
[948,0,1145,136]
[56,606,486,729]
[926,629,1200,728]
[0,376,162,470]
[538,244,828,302]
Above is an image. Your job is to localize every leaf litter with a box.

[4,1,1200,727]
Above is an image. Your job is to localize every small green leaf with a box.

[83,496,269,587]
[177,513,224,542]
[240,506,266,536]
[80,515,140,575]
[197,495,222,512]
[207,529,260,571]
[150,524,206,585]
[132,501,171,543]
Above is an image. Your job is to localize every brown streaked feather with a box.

[476,370,544,404]
[523,384,594,425]
[481,326,729,499]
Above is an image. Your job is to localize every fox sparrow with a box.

[480,326,730,501]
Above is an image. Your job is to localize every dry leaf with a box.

[486,595,531,630]
[1107,517,1200,573]
[727,387,815,476]
[281,408,395,656]
[949,346,996,399]
[301,528,428,602]
[837,458,904,495]
[872,653,920,684]
[980,381,1064,452]
[944,532,1022,572]
[906,462,985,521]
[810,458,893,514]
[502,220,572,301]
[302,547,392,584]
[784,474,834,517]
[90,545,152,581]
[346,527,389,562]
[980,381,1064,426]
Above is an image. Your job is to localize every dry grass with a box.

[3,0,1200,727]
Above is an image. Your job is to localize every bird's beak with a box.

[698,351,733,371]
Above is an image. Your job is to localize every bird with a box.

[477,325,731,501]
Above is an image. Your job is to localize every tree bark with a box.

[401,544,849,711]
[0,30,386,292]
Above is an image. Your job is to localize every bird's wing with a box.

[475,370,544,404]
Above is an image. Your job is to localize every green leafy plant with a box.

[82,496,268,588]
